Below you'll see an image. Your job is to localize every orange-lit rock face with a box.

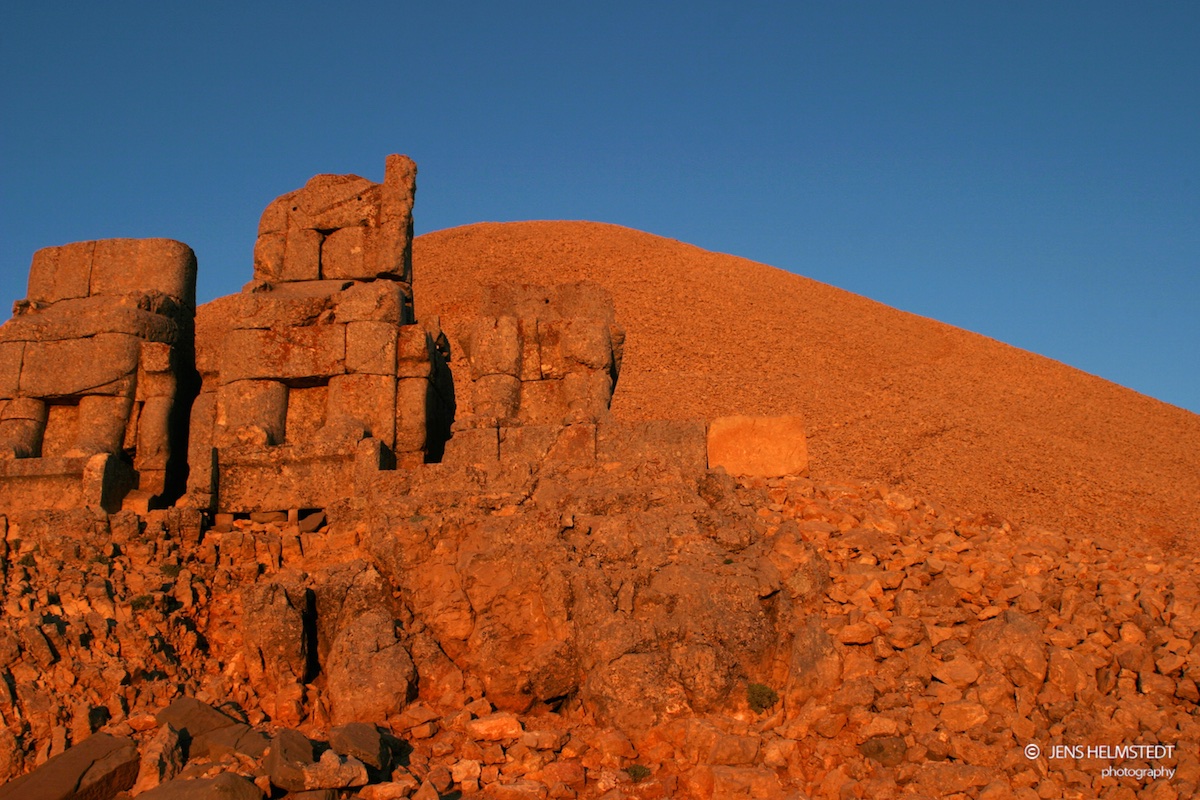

[2,157,1198,800]
[707,415,808,478]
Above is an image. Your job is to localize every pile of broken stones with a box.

[1,473,1198,799]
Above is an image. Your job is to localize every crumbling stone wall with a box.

[0,239,197,512]
[185,155,454,514]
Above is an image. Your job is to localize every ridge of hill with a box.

[413,221,1200,549]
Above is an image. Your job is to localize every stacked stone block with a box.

[0,239,197,512]
[187,155,453,513]
[456,283,624,429]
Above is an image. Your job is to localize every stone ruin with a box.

[0,239,197,514]
[0,155,806,522]
[0,153,806,519]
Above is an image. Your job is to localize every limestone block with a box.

[137,342,177,400]
[284,384,329,444]
[259,192,295,236]
[346,321,398,375]
[539,319,612,378]
[395,377,429,454]
[294,174,379,229]
[517,379,567,426]
[89,238,197,308]
[20,334,140,397]
[373,154,416,281]
[706,416,808,478]
[473,374,520,421]
[221,325,346,382]
[0,398,46,458]
[84,453,136,512]
[0,342,23,399]
[136,396,173,471]
[26,241,94,304]
[216,440,359,512]
[468,317,521,379]
[69,394,132,457]
[596,419,708,472]
[253,232,286,282]
[322,226,368,280]
[0,298,180,345]
[280,226,322,283]
[334,279,407,324]
[499,424,595,464]
[442,426,498,465]
[517,318,541,381]
[327,373,396,448]
[397,326,433,378]
[217,380,288,446]
[185,390,216,498]
[562,370,613,421]
[199,292,331,348]
[40,403,79,457]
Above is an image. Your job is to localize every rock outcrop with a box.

[0,154,1194,800]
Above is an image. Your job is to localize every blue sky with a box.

[2,2,1197,413]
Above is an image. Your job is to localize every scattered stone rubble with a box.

[0,155,1196,799]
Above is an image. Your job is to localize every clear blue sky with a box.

[3,2,1197,413]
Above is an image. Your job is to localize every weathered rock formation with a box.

[0,154,1194,800]
[0,239,197,513]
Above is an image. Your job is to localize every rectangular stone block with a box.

[517,379,567,426]
[0,398,47,458]
[373,154,416,281]
[334,280,407,324]
[186,390,216,498]
[0,342,23,399]
[253,232,286,282]
[0,457,88,512]
[562,370,612,421]
[0,299,180,345]
[216,443,359,513]
[468,317,522,379]
[518,318,541,381]
[499,424,595,464]
[217,380,288,446]
[284,384,329,444]
[19,334,140,397]
[397,326,433,378]
[328,373,396,448]
[136,342,177,400]
[346,321,398,375]
[221,325,346,382]
[280,226,322,282]
[39,402,79,458]
[90,238,197,308]
[135,395,173,471]
[707,415,808,478]
[321,226,368,280]
[73,394,133,456]
[395,377,429,454]
[27,241,94,304]
[441,426,498,465]
[596,419,708,473]
[539,319,613,378]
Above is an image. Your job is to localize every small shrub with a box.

[89,554,111,565]
[18,554,36,568]
[130,595,154,611]
[159,564,182,578]
[624,764,652,783]
[723,557,734,565]
[747,682,779,713]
